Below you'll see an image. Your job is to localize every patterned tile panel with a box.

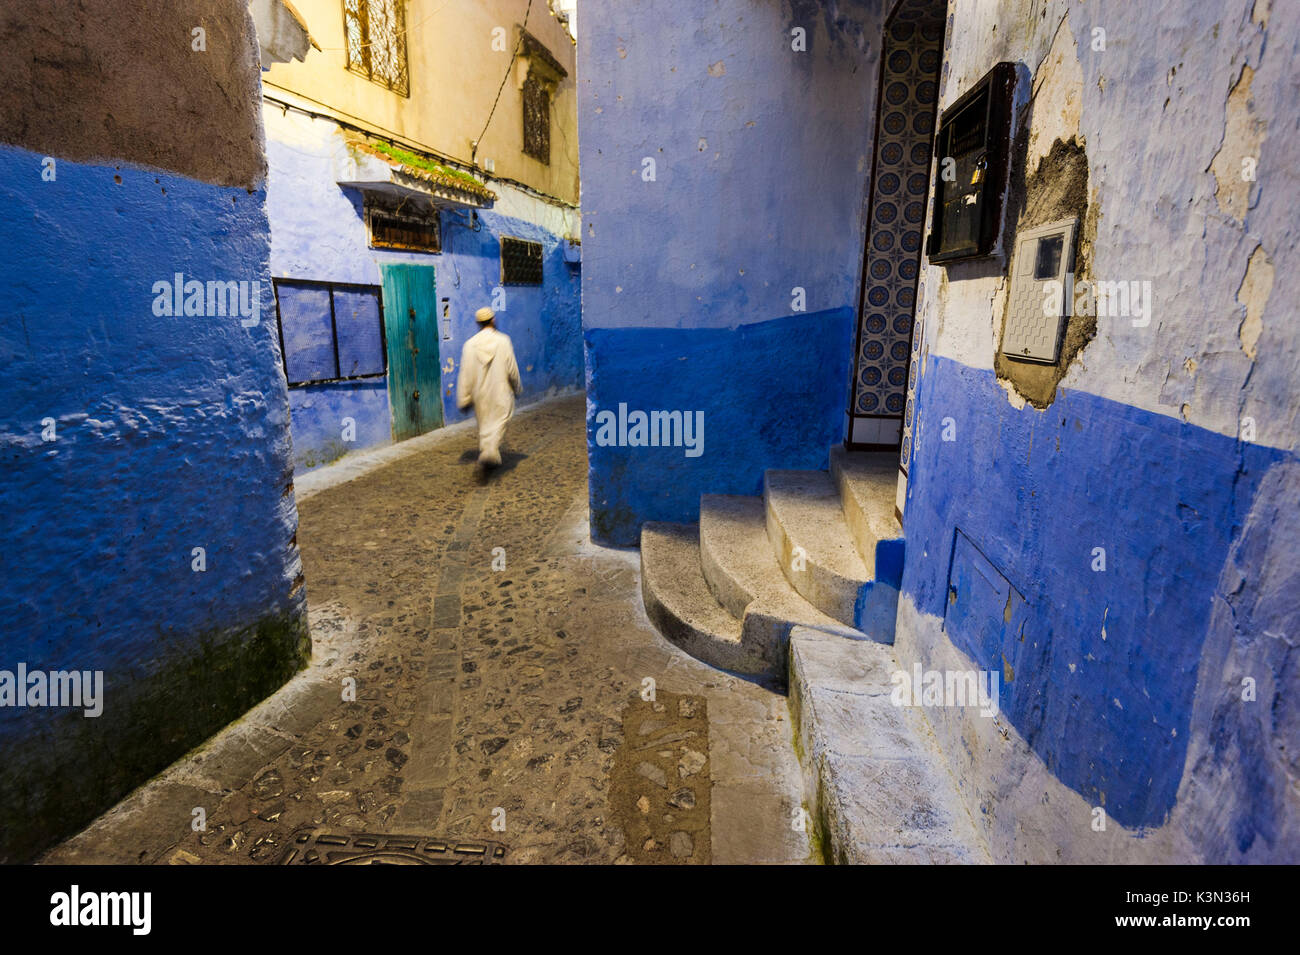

[853,13,944,426]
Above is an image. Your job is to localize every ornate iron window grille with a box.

[344,0,409,97]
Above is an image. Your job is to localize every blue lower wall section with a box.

[585,308,855,545]
[288,379,391,471]
[902,355,1288,828]
[0,143,306,858]
[0,143,301,654]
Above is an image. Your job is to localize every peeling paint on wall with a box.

[1236,244,1273,361]
[900,0,1300,863]
[1210,65,1265,222]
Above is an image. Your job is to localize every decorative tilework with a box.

[852,6,944,435]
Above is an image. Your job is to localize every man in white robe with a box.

[457,306,523,472]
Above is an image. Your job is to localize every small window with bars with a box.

[344,0,409,97]
[522,74,551,164]
[501,236,544,286]
[367,202,441,253]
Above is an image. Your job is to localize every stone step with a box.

[829,445,905,575]
[639,522,773,677]
[699,494,865,667]
[787,626,990,865]
[763,470,897,639]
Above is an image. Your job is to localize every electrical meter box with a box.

[926,62,1019,264]
[1001,217,1078,364]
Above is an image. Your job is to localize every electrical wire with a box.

[261,87,578,209]
[472,0,533,162]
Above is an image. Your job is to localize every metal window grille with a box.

[344,0,409,97]
[522,74,551,164]
[500,236,544,286]
[369,209,441,253]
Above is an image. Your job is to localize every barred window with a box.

[501,236,543,285]
[522,74,550,164]
[344,0,409,96]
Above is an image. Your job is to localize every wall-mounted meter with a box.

[926,62,1018,264]
[1001,217,1078,364]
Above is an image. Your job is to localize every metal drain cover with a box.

[278,830,507,865]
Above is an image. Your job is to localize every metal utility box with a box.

[926,61,1018,264]
[1001,217,1078,364]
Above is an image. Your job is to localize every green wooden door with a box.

[381,264,442,441]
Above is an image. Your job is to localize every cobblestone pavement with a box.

[44,395,813,865]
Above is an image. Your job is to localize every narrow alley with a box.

[2,0,1297,909]
[43,396,811,865]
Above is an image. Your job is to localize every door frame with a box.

[845,0,946,456]
[381,263,443,442]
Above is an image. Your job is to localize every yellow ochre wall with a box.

[263,0,578,204]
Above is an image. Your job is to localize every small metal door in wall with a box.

[381,264,442,441]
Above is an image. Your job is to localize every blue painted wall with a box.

[438,206,583,426]
[901,354,1288,829]
[264,110,582,473]
[578,0,885,543]
[0,142,306,858]
[586,308,854,543]
[288,379,392,471]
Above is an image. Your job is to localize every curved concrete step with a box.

[788,627,990,864]
[699,494,865,664]
[639,522,772,676]
[764,470,889,632]
[830,446,904,577]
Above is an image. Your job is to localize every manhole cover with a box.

[278,830,507,865]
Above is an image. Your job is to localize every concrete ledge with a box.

[829,446,903,571]
[764,470,877,631]
[788,627,989,865]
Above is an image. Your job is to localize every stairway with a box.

[640,446,904,682]
[639,446,991,864]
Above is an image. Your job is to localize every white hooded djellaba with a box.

[456,312,522,467]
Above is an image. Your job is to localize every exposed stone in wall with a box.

[1236,244,1274,361]
[1210,65,1265,222]
[992,14,1097,410]
[993,137,1096,409]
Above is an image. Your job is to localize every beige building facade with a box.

[262,0,579,204]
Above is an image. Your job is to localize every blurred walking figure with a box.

[457,306,523,473]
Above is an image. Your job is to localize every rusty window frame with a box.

[343,0,410,97]
[522,73,551,164]
[366,202,442,254]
